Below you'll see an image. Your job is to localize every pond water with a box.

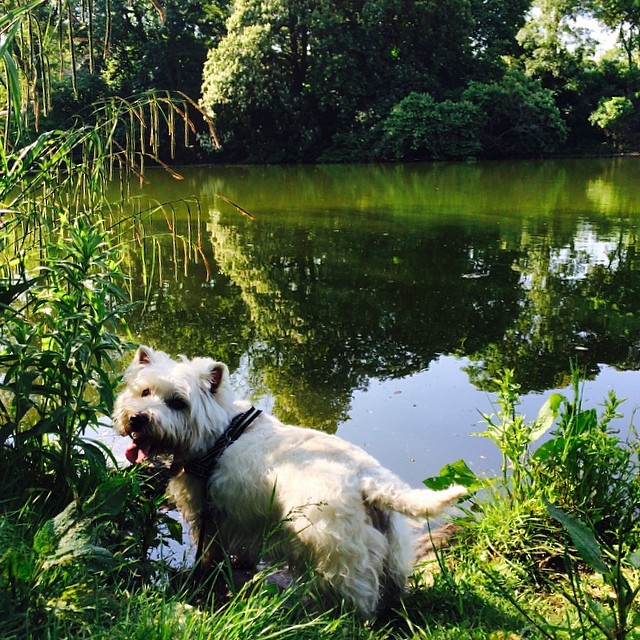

[115,158,640,487]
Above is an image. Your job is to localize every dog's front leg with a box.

[191,506,229,593]
[194,503,224,561]
[194,507,258,598]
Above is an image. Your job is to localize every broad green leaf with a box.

[83,476,131,519]
[33,519,56,556]
[533,435,563,462]
[423,459,483,492]
[626,550,640,569]
[36,500,115,570]
[164,516,183,544]
[530,393,563,442]
[545,500,609,575]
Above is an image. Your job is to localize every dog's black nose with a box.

[130,413,150,432]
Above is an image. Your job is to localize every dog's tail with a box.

[360,474,467,518]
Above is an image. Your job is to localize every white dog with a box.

[113,346,466,617]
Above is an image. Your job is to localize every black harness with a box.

[182,406,262,564]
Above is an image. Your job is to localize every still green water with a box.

[120,158,640,484]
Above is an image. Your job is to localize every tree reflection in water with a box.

[123,159,640,475]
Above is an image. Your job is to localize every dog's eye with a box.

[166,396,188,411]
[141,388,151,397]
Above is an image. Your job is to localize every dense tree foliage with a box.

[199,0,481,161]
[196,0,640,161]
[380,93,484,160]
[97,0,225,98]
[462,70,569,155]
[7,0,640,162]
[589,0,640,68]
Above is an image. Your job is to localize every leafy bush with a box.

[472,368,639,548]
[533,387,639,543]
[380,92,483,161]
[379,72,568,162]
[462,70,568,156]
[431,368,640,638]
[0,215,133,511]
[589,95,638,150]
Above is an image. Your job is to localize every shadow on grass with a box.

[383,575,530,639]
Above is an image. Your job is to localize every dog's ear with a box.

[134,346,154,366]
[209,363,229,393]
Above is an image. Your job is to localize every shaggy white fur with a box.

[112,346,466,617]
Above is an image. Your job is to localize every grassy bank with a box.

[1,370,638,639]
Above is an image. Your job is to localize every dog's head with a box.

[113,346,236,464]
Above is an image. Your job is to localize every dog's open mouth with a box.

[125,437,153,464]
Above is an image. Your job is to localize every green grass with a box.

[0,542,557,639]
[1,485,637,639]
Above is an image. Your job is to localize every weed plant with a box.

[478,366,639,551]
[1,216,134,512]
[440,368,640,639]
[0,3,218,635]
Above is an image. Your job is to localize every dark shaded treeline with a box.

[31,0,640,163]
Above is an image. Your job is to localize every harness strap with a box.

[184,406,262,478]
[183,406,262,567]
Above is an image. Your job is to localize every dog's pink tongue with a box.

[125,442,148,464]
